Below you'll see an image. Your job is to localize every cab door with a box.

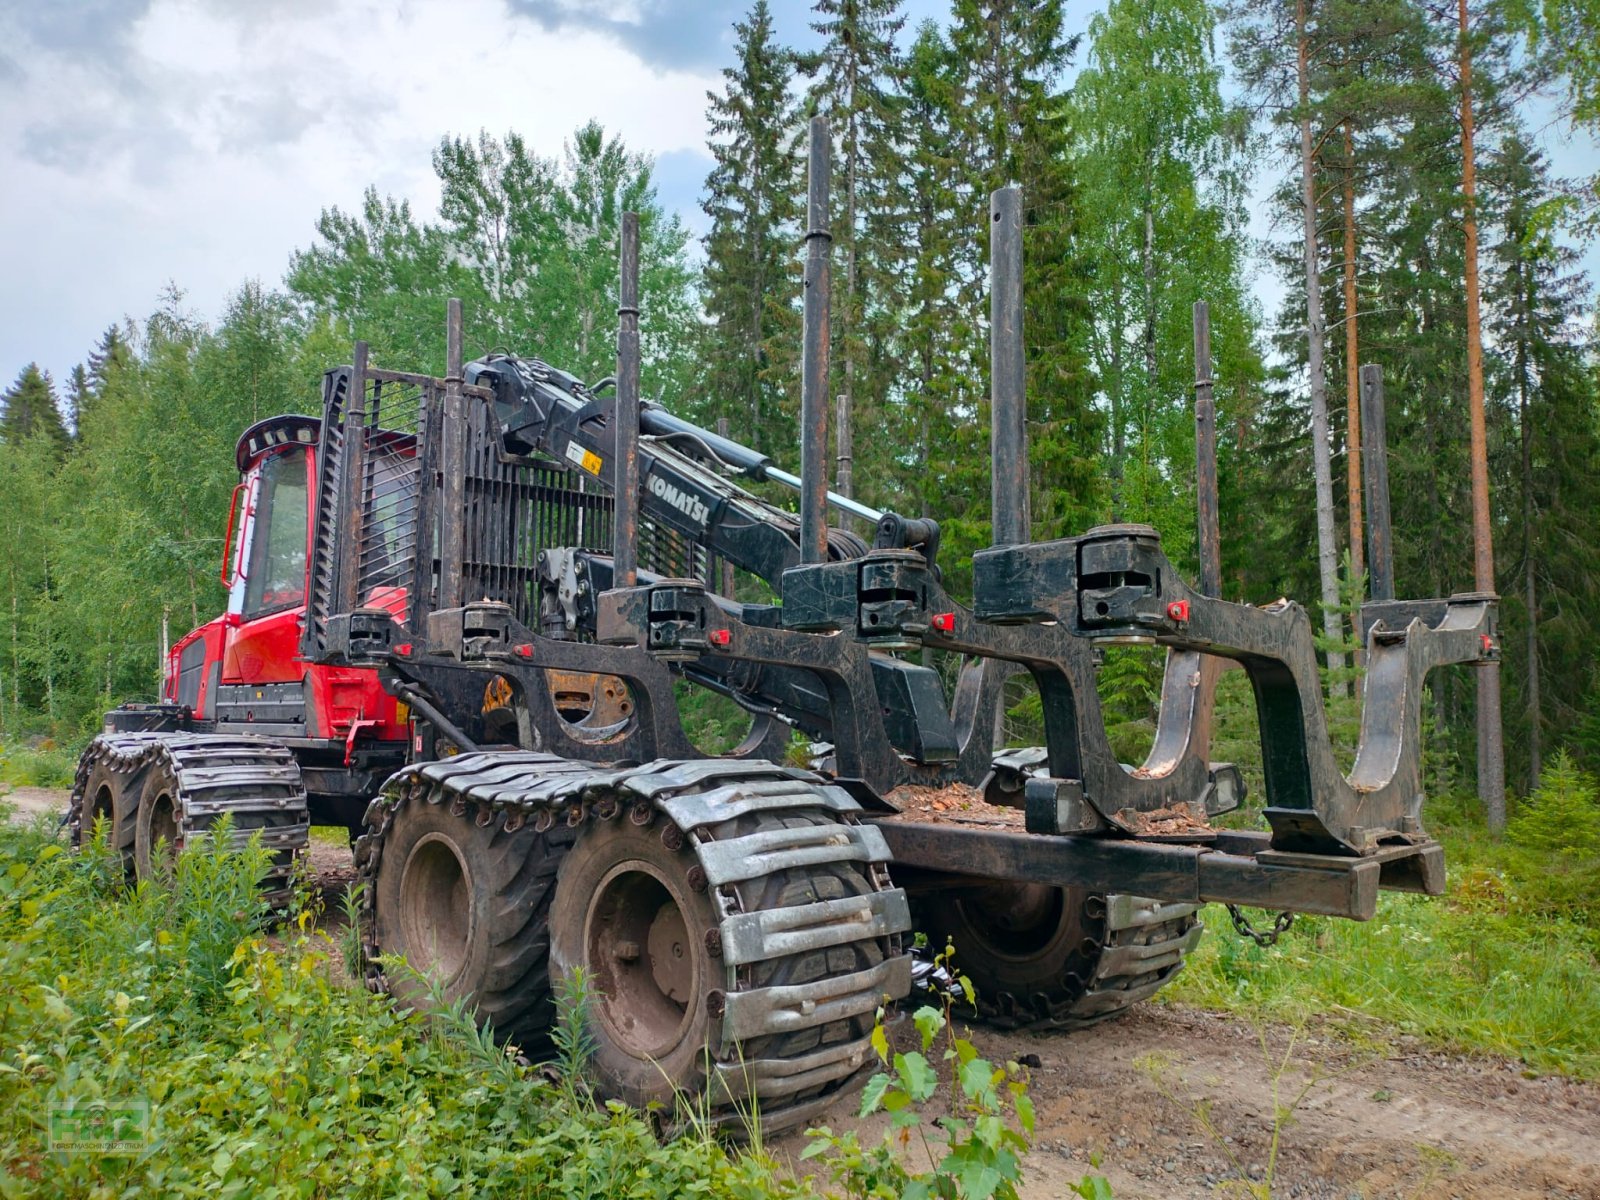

[222,445,313,686]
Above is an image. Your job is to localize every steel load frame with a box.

[310,117,1496,925]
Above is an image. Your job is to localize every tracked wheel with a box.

[69,732,309,905]
[358,753,912,1134]
[72,749,144,877]
[362,790,572,1054]
[550,801,902,1130]
[914,886,1201,1029]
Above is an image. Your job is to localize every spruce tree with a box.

[86,325,133,399]
[1485,133,1600,789]
[0,364,69,455]
[807,0,906,514]
[64,364,91,441]
[699,0,806,455]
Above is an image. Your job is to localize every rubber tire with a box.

[79,754,141,878]
[549,808,884,1115]
[912,883,1105,1025]
[133,759,183,881]
[370,799,572,1053]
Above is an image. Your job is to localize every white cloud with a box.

[0,0,719,386]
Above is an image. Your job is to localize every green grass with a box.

[1169,823,1600,1079]
[0,815,811,1199]
[0,740,79,789]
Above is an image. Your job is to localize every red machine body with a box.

[162,415,409,769]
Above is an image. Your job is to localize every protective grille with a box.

[356,374,428,621]
[459,393,612,625]
[303,357,721,662]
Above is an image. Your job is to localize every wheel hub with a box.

[148,789,179,861]
[958,883,1069,958]
[398,833,474,983]
[587,862,700,1062]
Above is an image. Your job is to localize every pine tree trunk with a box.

[1342,121,1365,605]
[1458,0,1505,829]
[1297,0,1348,695]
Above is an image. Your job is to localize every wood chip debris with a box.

[884,781,1027,828]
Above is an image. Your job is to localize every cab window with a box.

[242,448,309,615]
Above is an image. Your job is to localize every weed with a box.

[804,941,1035,1200]
[1139,1021,1354,1198]
[1069,1174,1116,1199]
[551,966,598,1099]
[337,879,366,982]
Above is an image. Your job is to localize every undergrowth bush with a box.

[0,817,815,1199]
[0,740,78,790]
[1504,752,1600,928]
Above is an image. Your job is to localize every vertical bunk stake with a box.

[1193,301,1221,598]
[800,115,832,565]
[716,417,736,597]
[614,212,642,588]
[990,186,1028,546]
[336,339,370,615]
[1359,364,1395,602]
[439,298,467,611]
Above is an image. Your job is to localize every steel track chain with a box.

[1059,895,1203,1023]
[972,895,1203,1031]
[975,749,1205,1029]
[353,750,913,1131]
[68,731,310,906]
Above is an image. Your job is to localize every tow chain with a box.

[1226,903,1295,947]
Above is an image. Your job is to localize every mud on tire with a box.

[549,806,889,1122]
[365,796,573,1054]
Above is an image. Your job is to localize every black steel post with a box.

[336,340,370,615]
[1193,301,1221,598]
[716,416,737,598]
[614,212,642,587]
[800,115,832,565]
[439,299,466,610]
[990,186,1028,546]
[1359,364,1395,602]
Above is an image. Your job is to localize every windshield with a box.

[241,448,309,615]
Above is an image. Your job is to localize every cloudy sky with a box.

[1,0,1594,395]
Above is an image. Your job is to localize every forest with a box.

[2,0,1598,815]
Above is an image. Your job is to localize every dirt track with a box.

[9,784,1598,1198]
[800,1005,1600,1199]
